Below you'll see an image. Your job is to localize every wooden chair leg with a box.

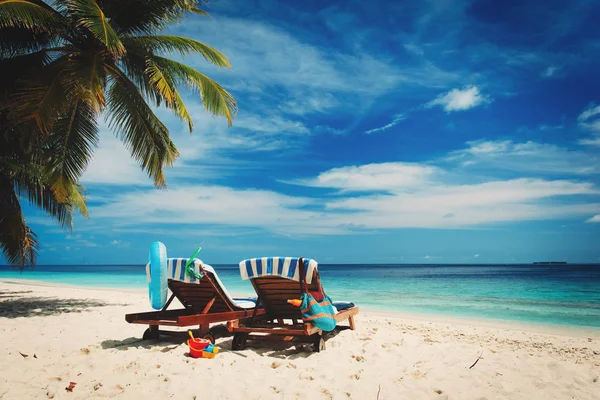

[198,324,209,334]
[348,316,356,330]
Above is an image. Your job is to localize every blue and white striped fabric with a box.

[145,258,257,310]
[238,257,318,284]
[146,258,212,284]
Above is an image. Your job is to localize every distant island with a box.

[532,261,568,265]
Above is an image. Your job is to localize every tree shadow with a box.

[102,324,232,351]
[101,334,187,351]
[101,325,352,359]
[0,290,33,298]
[0,290,120,318]
[244,326,352,359]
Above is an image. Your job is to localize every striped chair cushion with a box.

[238,257,318,284]
[146,258,213,283]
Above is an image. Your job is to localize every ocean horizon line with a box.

[2,262,600,268]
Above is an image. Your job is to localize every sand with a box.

[0,280,599,400]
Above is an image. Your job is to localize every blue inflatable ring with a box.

[148,241,168,310]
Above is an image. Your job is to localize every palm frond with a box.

[125,36,230,67]
[152,55,236,125]
[95,0,206,35]
[0,0,65,32]
[47,100,99,202]
[9,60,70,133]
[68,52,107,113]
[105,65,178,188]
[6,156,89,223]
[66,0,126,58]
[176,0,208,15]
[0,50,51,111]
[145,58,192,131]
[11,161,73,228]
[0,176,38,268]
[0,26,59,58]
[66,181,87,218]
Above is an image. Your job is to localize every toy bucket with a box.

[187,338,210,358]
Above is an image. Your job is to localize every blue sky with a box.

[15,0,600,265]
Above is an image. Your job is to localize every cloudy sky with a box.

[18,0,600,264]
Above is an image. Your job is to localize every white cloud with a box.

[365,114,406,134]
[586,215,600,223]
[578,137,600,146]
[109,239,131,248]
[90,185,346,235]
[175,14,461,125]
[578,104,600,136]
[178,16,404,108]
[80,126,154,186]
[538,124,564,131]
[576,104,600,147]
[80,106,311,187]
[461,140,512,155]
[542,66,559,77]
[295,162,441,192]
[446,140,600,175]
[89,167,600,235]
[235,114,309,135]
[473,254,480,258]
[425,86,490,112]
[326,178,598,217]
[578,105,600,122]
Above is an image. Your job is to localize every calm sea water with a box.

[1,264,599,328]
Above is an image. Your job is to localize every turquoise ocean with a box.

[1,264,599,329]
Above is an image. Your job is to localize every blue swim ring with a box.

[148,241,168,310]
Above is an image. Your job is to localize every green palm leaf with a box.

[105,65,179,188]
[97,0,207,35]
[66,181,88,218]
[0,26,57,58]
[10,60,70,133]
[0,176,38,268]
[126,35,231,67]
[47,100,99,202]
[151,56,236,125]
[0,0,65,32]
[7,160,72,228]
[145,58,193,131]
[66,0,126,58]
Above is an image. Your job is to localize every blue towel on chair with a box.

[332,301,355,311]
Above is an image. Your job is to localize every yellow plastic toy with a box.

[187,331,220,359]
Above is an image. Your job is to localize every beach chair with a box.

[125,258,265,342]
[227,257,359,352]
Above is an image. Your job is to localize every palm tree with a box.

[0,0,237,268]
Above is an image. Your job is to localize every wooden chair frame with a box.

[227,258,358,352]
[125,263,265,342]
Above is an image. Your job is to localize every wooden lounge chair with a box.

[125,258,265,342]
[227,257,359,352]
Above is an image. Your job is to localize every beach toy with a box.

[287,299,302,307]
[148,241,168,310]
[187,331,220,359]
[184,247,203,280]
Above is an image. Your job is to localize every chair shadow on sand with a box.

[0,289,118,318]
[101,325,351,360]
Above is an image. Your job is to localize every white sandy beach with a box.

[0,280,599,400]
